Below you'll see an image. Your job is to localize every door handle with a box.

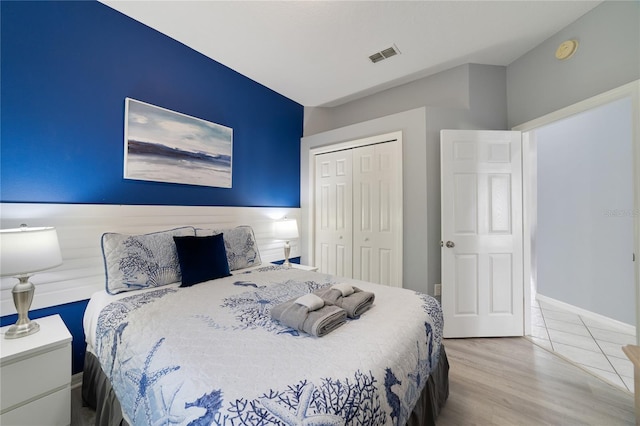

[445,241,455,248]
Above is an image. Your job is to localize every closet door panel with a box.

[315,150,353,277]
[353,141,402,287]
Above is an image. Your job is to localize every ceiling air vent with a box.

[369,45,400,64]
[369,52,385,63]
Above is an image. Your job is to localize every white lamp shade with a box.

[0,226,63,276]
[274,219,299,240]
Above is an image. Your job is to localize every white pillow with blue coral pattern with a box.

[195,225,262,271]
[101,227,195,294]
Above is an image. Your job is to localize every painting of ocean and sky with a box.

[124,98,232,188]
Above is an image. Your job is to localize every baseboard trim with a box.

[536,293,636,336]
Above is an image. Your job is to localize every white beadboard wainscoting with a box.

[0,203,301,315]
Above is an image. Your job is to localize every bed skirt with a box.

[82,345,449,426]
[406,345,450,426]
[82,351,127,426]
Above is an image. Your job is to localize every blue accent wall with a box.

[1,0,302,207]
[1,1,303,374]
[272,256,302,265]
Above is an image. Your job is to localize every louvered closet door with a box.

[315,150,353,277]
[353,142,402,287]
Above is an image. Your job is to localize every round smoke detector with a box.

[555,39,579,60]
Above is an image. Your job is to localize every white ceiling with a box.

[101,0,601,107]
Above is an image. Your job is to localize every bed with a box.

[82,226,449,425]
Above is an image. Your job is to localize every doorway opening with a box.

[517,85,638,392]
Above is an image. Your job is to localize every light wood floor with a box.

[438,337,634,425]
[71,337,635,425]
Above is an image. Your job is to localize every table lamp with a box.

[0,225,63,339]
[274,218,298,268]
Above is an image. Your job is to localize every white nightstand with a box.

[289,263,319,272]
[0,314,72,426]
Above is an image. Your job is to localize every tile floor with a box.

[528,297,636,393]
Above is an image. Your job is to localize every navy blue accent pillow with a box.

[173,234,231,287]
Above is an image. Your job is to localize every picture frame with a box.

[124,98,233,188]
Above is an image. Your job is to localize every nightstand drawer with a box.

[0,343,71,411]
[0,385,70,426]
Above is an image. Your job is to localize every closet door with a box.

[315,150,353,277]
[353,141,402,287]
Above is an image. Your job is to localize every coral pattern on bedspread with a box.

[92,266,443,426]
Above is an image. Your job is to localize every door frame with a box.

[307,131,403,274]
[513,80,640,338]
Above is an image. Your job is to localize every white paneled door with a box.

[314,136,402,287]
[441,130,524,337]
[315,149,353,277]
[353,142,402,287]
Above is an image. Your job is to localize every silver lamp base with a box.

[5,276,39,339]
[283,240,292,268]
[5,320,40,339]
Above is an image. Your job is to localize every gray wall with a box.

[304,63,469,136]
[536,97,634,325]
[304,63,508,137]
[301,64,508,295]
[507,1,640,128]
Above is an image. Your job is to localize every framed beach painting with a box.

[124,98,233,188]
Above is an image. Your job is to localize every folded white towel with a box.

[295,293,325,311]
[331,283,355,297]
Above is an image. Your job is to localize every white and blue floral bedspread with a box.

[88,266,444,426]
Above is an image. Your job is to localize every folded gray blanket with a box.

[270,297,347,337]
[314,285,375,318]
